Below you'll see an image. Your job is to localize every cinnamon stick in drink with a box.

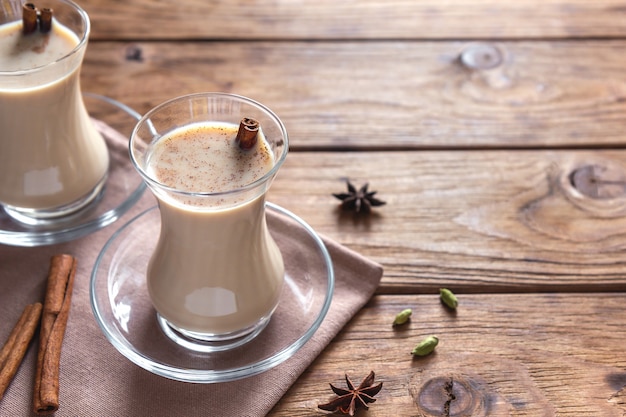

[22,3,38,35]
[236,117,260,150]
[39,8,53,33]
[33,254,77,415]
[0,303,43,401]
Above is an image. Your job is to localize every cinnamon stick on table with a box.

[0,303,43,401]
[33,254,77,415]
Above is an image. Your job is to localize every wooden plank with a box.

[265,150,626,293]
[270,293,626,416]
[80,0,626,40]
[82,41,626,149]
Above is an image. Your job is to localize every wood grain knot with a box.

[570,165,626,199]
[559,159,626,218]
[459,43,503,70]
[125,44,143,62]
[415,375,486,416]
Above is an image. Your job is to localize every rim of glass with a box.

[0,0,90,76]
[129,92,289,199]
[89,203,334,383]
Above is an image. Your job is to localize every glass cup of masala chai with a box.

[0,0,109,226]
[129,92,289,349]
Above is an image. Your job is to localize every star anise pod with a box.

[333,180,386,213]
[318,371,383,416]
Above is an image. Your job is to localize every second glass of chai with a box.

[0,0,109,225]
[130,92,289,348]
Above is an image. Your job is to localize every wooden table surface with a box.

[79,1,626,415]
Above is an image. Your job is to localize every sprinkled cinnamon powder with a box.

[147,122,274,198]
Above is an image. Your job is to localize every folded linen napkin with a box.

[0,140,383,416]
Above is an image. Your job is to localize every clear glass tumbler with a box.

[130,92,289,349]
[0,0,109,225]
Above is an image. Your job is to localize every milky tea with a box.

[0,2,109,222]
[131,94,288,344]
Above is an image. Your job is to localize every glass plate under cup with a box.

[90,203,334,383]
[0,93,145,246]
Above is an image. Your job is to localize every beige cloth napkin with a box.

[0,190,383,415]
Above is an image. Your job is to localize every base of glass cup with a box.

[1,174,107,227]
[156,313,273,353]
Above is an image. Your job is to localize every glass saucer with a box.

[0,93,145,246]
[90,203,334,383]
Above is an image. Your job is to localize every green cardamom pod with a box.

[392,308,412,326]
[439,288,458,309]
[411,335,439,356]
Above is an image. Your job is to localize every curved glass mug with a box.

[0,0,108,225]
[130,93,289,349]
